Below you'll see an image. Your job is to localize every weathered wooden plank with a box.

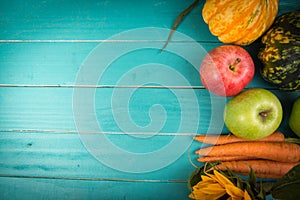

[0,41,281,89]
[1,0,298,41]
[0,42,213,86]
[0,0,210,41]
[3,129,286,183]
[0,131,200,181]
[0,176,275,200]
[0,176,190,200]
[0,87,228,133]
[0,87,299,134]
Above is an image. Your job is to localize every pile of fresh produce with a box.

[194,132,300,178]
[188,161,300,200]
[164,1,300,200]
[189,88,300,199]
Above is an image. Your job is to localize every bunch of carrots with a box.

[194,132,300,178]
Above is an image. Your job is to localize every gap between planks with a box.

[0,39,221,43]
[0,84,277,91]
[0,129,199,137]
[0,84,205,89]
[0,174,187,183]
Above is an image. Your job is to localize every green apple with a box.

[224,88,283,140]
[289,96,300,137]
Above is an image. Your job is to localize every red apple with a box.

[200,45,255,97]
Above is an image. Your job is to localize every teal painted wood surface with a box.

[0,0,298,40]
[1,176,190,200]
[1,0,300,199]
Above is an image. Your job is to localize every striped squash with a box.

[258,10,300,91]
[202,0,279,45]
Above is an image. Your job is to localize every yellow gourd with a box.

[202,0,279,45]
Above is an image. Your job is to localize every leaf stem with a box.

[160,0,200,53]
[285,137,300,144]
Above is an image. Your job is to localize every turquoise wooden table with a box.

[1,0,299,199]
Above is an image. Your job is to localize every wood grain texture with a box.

[0,0,298,40]
[0,0,210,41]
[0,176,190,200]
[0,87,298,134]
[0,87,217,132]
[0,131,198,180]
[1,0,300,199]
[0,42,280,89]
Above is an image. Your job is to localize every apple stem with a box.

[229,58,241,71]
[260,112,268,118]
[259,110,271,122]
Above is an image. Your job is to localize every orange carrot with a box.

[195,141,300,162]
[214,160,300,178]
[194,132,285,145]
[197,155,255,162]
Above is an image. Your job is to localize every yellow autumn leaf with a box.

[201,183,225,194]
[213,170,235,187]
[189,168,255,200]
[244,190,252,200]
[189,190,225,200]
[225,184,245,199]
[201,174,214,182]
